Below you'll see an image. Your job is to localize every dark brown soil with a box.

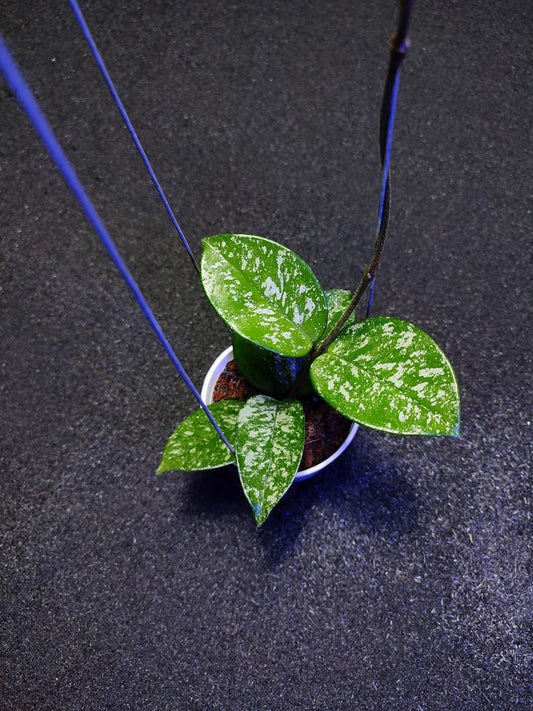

[212,359,352,470]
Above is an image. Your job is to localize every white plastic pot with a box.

[201,346,358,481]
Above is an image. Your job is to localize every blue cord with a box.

[378,72,400,230]
[68,0,200,275]
[367,63,401,318]
[0,32,234,455]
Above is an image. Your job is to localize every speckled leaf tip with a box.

[310,317,461,437]
[201,234,328,358]
[235,395,305,526]
[156,400,244,473]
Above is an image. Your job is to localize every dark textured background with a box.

[1,1,531,709]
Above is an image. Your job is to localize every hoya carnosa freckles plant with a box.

[157,0,460,526]
[157,233,460,526]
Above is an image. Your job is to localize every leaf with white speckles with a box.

[310,317,460,436]
[201,234,327,357]
[314,289,356,349]
[157,400,244,473]
[235,395,305,526]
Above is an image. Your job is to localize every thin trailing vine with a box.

[312,0,413,360]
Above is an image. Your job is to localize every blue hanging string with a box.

[68,0,200,275]
[366,40,403,318]
[0,33,234,455]
[378,72,400,219]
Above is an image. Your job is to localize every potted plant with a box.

[157,1,460,526]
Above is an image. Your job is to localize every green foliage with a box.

[318,289,357,346]
[159,234,461,525]
[157,400,244,472]
[230,289,355,399]
[201,234,328,357]
[311,317,460,436]
[235,395,305,526]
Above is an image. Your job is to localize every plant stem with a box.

[312,0,412,361]
[313,180,391,360]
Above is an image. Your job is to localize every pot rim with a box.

[201,346,358,481]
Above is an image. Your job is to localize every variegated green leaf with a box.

[157,400,244,473]
[235,395,305,526]
[229,291,354,398]
[201,234,328,357]
[315,289,356,348]
[310,317,460,436]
